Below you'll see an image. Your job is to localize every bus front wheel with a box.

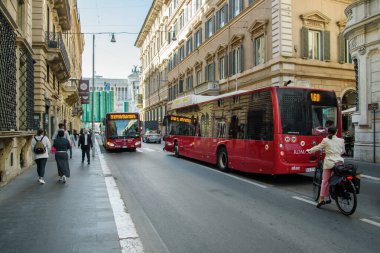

[217,147,230,172]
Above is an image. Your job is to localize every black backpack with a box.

[34,136,46,154]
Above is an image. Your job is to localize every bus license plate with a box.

[122,146,127,148]
[306,167,315,172]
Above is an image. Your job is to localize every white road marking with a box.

[199,164,269,188]
[292,196,316,206]
[360,218,380,228]
[96,140,144,253]
[136,149,143,153]
[361,175,380,181]
[141,147,155,152]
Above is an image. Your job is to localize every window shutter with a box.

[240,0,244,11]
[205,65,208,82]
[205,22,209,39]
[300,27,309,59]
[212,16,215,34]
[229,51,233,76]
[224,4,229,23]
[253,39,257,66]
[224,54,228,77]
[338,33,345,64]
[229,0,233,20]
[216,11,220,30]
[323,30,330,61]
[240,44,244,72]
[200,28,202,45]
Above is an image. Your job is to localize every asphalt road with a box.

[98,138,380,253]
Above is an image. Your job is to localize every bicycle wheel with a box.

[335,180,357,216]
[312,168,322,201]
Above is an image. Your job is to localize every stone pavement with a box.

[0,146,121,253]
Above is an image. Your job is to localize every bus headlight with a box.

[135,141,141,146]
[107,142,115,147]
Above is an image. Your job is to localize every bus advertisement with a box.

[163,86,341,175]
[102,112,141,151]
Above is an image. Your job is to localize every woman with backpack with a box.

[31,128,51,184]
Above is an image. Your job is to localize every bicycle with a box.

[312,151,360,216]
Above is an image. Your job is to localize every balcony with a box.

[62,81,79,106]
[72,106,83,116]
[194,81,220,95]
[45,32,71,82]
[135,94,143,108]
[53,0,71,31]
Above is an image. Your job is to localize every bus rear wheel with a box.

[217,147,230,172]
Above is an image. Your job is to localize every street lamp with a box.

[91,34,116,157]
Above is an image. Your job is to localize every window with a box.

[173,22,177,40]
[179,13,184,30]
[230,0,243,19]
[186,37,193,56]
[205,16,215,39]
[205,62,215,81]
[179,46,185,62]
[230,47,242,75]
[196,70,202,85]
[179,79,184,93]
[308,30,322,60]
[254,35,265,65]
[17,1,25,31]
[216,5,228,30]
[219,56,226,79]
[195,0,202,11]
[246,90,274,140]
[195,29,202,48]
[249,0,255,4]
[186,75,193,90]
[345,40,352,63]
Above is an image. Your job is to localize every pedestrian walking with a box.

[31,128,51,184]
[68,130,75,159]
[78,128,93,164]
[306,126,345,208]
[73,129,79,147]
[52,123,70,141]
[53,129,71,183]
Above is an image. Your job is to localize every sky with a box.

[77,0,152,79]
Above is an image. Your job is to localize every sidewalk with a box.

[344,157,380,178]
[0,147,121,253]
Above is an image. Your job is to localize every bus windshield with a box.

[107,119,139,138]
[277,89,338,136]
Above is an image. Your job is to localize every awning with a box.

[342,107,356,114]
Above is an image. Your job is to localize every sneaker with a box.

[39,178,45,184]
[62,175,66,183]
[58,177,63,182]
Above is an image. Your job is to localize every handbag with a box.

[51,146,56,155]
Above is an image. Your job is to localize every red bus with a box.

[102,112,141,151]
[163,86,341,174]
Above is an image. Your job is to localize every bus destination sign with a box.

[170,116,192,123]
[310,93,321,102]
[109,114,137,120]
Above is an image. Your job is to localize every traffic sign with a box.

[368,103,379,111]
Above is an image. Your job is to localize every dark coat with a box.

[53,137,71,151]
[78,134,93,149]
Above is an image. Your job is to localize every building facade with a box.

[32,0,84,138]
[0,0,84,187]
[135,0,355,133]
[127,66,142,113]
[344,0,380,163]
[0,0,35,186]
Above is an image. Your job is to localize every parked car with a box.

[142,130,161,143]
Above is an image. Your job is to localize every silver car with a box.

[142,130,162,143]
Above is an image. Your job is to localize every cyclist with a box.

[306,126,345,208]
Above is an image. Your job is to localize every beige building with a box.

[135,0,355,133]
[344,0,380,163]
[32,0,84,137]
[0,0,84,187]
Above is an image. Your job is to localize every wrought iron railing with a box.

[0,12,17,131]
[45,31,71,74]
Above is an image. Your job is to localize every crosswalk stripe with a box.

[141,147,155,152]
